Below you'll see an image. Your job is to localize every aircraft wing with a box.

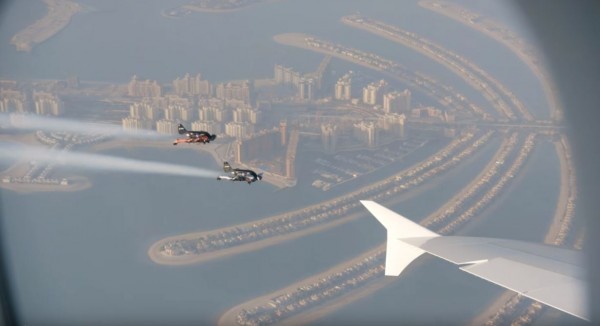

[360,200,589,321]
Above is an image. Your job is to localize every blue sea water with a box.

[0,135,508,324]
[0,0,549,117]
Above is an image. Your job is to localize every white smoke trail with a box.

[0,113,169,140]
[0,143,219,179]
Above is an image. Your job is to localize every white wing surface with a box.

[361,200,588,321]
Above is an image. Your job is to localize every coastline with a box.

[0,130,292,193]
[0,133,91,193]
[217,243,386,326]
[148,210,367,266]
[544,138,571,244]
[182,4,245,14]
[214,134,569,325]
[278,277,396,326]
[183,0,276,13]
[467,291,516,326]
[0,1,580,324]
[272,32,486,120]
[0,175,91,194]
[418,0,562,121]
[90,138,293,189]
[10,0,81,52]
[144,133,481,266]
[340,15,533,121]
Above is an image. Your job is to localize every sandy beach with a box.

[182,0,276,13]
[213,132,574,325]
[273,33,387,76]
[341,16,533,121]
[544,139,572,244]
[10,0,81,52]
[148,209,367,266]
[217,243,386,326]
[418,0,562,121]
[422,134,509,227]
[145,131,483,267]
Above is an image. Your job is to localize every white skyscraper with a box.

[334,73,353,101]
[156,119,179,134]
[383,89,411,114]
[362,80,388,106]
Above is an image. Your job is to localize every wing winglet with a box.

[361,200,439,276]
[361,201,589,321]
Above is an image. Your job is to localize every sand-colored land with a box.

[182,0,275,13]
[10,0,81,52]
[217,243,386,326]
[148,209,368,266]
[0,133,91,193]
[0,175,91,194]
[418,0,562,121]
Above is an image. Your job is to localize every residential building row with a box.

[128,74,253,105]
[122,94,260,139]
[333,72,412,114]
[0,89,63,115]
